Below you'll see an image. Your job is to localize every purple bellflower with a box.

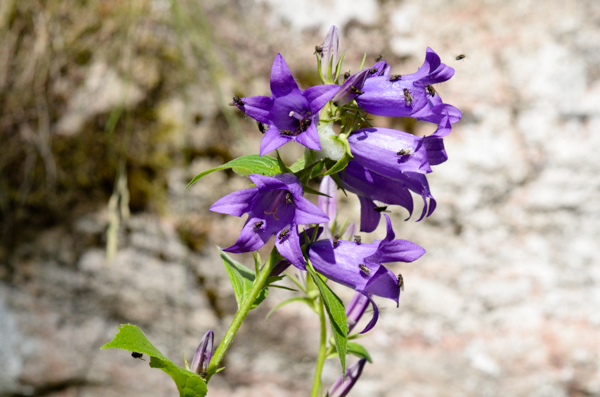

[327,358,367,397]
[346,291,379,334]
[318,175,337,234]
[210,173,328,269]
[190,330,214,378]
[309,214,424,311]
[231,54,339,155]
[355,48,461,125]
[331,60,389,107]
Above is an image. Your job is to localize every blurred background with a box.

[1,0,600,396]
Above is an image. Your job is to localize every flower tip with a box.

[190,330,214,378]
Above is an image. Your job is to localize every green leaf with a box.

[294,160,322,185]
[303,184,331,197]
[275,151,291,174]
[289,156,307,173]
[307,266,348,375]
[187,155,281,189]
[265,297,315,321]
[220,250,268,310]
[327,342,373,363]
[101,324,207,397]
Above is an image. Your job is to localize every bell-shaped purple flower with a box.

[355,48,461,126]
[347,127,447,182]
[231,54,339,155]
[328,358,367,397]
[210,173,328,269]
[190,330,214,378]
[308,215,424,306]
[346,291,379,334]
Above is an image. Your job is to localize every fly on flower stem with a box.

[257,121,267,134]
[426,84,437,97]
[314,45,323,56]
[358,264,370,275]
[397,273,405,291]
[230,95,244,106]
[403,88,414,106]
[131,352,145,361]
[397,148,413,156]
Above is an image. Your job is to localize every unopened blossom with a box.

[231,54,339,155]
[318,175,337,233]
[308,215,424,306]
[320,26,339,79]
[327,359,367,397]
[210,173,328,269]
[190,330,214,378]
[331,60,389,107]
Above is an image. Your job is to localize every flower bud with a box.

[346,292,370,334]
[321,26,340,81]
[328,358,367,397]
[331,68,370,107]
[190,330,214,378]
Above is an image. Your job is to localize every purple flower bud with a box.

[321,26,340,79]
[318,175,337,231]
[190,330,214,378]
[328,358,367,397]
[331,68,370,107]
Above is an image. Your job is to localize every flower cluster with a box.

[209,25,460,393]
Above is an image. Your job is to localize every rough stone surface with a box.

[2,0,600,396]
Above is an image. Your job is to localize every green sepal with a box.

[220,249,268,310]
[359,52,367,70]
[275,150,291,174]
[303,184,331,198]
[307,265,348,375]
[327,342,373,363]
[101,324,208,397]
[265,297,316,321]
[334,54,345,82]
[329,173,348,197]
[187,155,281,189]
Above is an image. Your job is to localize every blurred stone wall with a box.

[1,0,600,396]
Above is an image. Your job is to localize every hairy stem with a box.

[311,296,328,397]
[205,248,278,382]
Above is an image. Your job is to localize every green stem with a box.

[205,248,278,382]
[311,296,328,397]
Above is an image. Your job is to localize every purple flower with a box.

[308,215,424,306]
[318,175,337,232]
[355,48,461,125]
[346,291,379,334]
[347,127,447,180]
[210,173,328,269]
[190,330,213,378]
[327,358,367,397]
[331,60,389,107]
[231,54,339,155]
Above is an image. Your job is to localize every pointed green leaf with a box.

[303,184,331,197]
[187,155,280,189]
[220,249,268,310]
[324,151,351,176]
[307,267,348,374]
[275,151,291,174]
[101,324,207,397]
[327,342,373,363]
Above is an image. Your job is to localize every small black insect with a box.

[278,228,290,239]
[350,85,363,95]
[332,234,340,247]
[455,54,466,61]
[375,54,383,62]
[314,45,323,56]
[354,235,361,244]
[369,68,378,75]
[358,264,370,275]
[299,117,312,132]
[280,129,293,136]
[253,221,264,230]
[257,121,267,134]
[131,352,146,361]
[397,148,413,156]
[397,273,405,291]
[425,84,437,97]
[285,192,294,205]
[343,71,351,80]
[230,95,244,106]
[403,88,414,106]
[374,205,387,213]
[389,74,402,82]
[199,368,208,379]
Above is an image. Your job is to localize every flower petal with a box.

[362,265,400,306]
[275,225,305,270]
[210,188,257,216]
[236,96,273,124]
[270,53,300,97]
[293,196,330,225]
[294,122,321,151]
[357,195,381,233]
[304,85,340,115]
[260,125,290,156]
